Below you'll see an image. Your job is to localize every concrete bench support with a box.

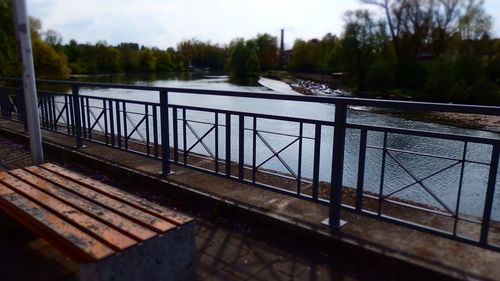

[80,222,196,281]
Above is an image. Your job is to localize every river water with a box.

[74,73,500,219]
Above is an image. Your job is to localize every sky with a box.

[26,0,500,49]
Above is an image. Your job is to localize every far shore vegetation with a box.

[0,0,499,104]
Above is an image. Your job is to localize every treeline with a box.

[289,1,500,104]
[56,40,183,74]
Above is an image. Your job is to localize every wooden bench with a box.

[0,163,196,281]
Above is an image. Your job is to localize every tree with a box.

[225,39,260,79]
[0,6,70,79]
[177,39,226,70]
[155,51,175,72]
[255,33,278,71]
[118,43,140,73]
[340,10,385,91]
[44,29,63,46]
[0,0,19,76]
[138,48,156,72]
[32,38,71,79]
[360,0,492,63]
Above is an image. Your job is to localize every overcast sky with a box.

[26,0,500,49]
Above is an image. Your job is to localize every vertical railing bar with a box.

[72,85,83,147]
[37,94,43,128]
[18,85,28,128]
[159,90,170,175]
[215,112,219,174]
[52,95,57,130]
[48,95,53,129]
[252,117,257,183]
[42,94,48,129]
[145,104,150,155]
[68,96,74,136]
[153,105,158,158]
[53,95,59,131]
[183,108,187,164]
[81,97,87,139]
[225,113,231,177]
[39,94,45,128]
[47,95,51,129]
[53,95,58,130]
[85,97,90,139]
[49,95,55,130]
[64,95,70,135]
[115,100,121,148]
[42,95,47,129]
[173,107,179,162]
[329,103,348,228]
[49,95,56,131]
[45,94,50,129]
[377,132,388,216]
[109,100,115,147]
[238,114,244,181]
[312,124,321,200]
[103,100,108,145]
[453,141,468,236]
[79,97,85,137]
[297,122,303,195]
[479,144,499,245]
[355,129,368,212]
[123,102,128,150]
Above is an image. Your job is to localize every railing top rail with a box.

[1,77,499,116]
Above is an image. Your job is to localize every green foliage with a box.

[225,39,260,79]
[177,39,226,70]
[255,33,278,71]
[366,61,396,93]
[340,10,385,91]
[32,38,70,79]
[290,33,341,73]
[0,1,69,79]
[0,0,18,77]
[138,48,156,72]
[155,50,175,72]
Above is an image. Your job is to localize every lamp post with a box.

[12,0,44,164]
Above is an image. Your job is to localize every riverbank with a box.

[263,74,500,133]
[424,111,500,132]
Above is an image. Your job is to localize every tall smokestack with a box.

[280,29,284,69]
[280,29,284,54]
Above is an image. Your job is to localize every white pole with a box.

[12,0,44,164]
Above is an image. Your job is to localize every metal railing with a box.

[1,77,499,251]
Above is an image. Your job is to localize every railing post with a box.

[327,102,348,229]
[238,114,244,181]
[71,85,83,148]
[479,143,499,245]
[160,89,171,175]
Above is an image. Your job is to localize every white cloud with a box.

[26,0,499,49]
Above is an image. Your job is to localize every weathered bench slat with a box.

[0,172,137,251]
[0,182,114,262]
[41,163,192,225]
[27,166,175,233]
[16,168,157,241]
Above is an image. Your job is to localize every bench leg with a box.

[79,222,196,281]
